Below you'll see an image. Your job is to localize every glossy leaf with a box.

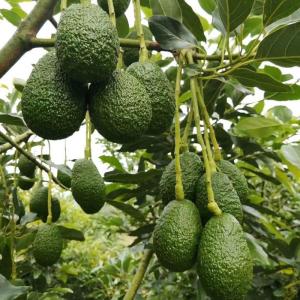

[58,226,85,241]
[158,0,182,22]
[198,0,216,14]
[266,106,292,123]
[281,144,300,169]
[0,113,25,127]
[265,84,300,100]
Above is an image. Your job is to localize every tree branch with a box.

[0,131,32,154]
[0,0,59,79]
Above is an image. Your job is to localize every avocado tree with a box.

[1,0,300,299]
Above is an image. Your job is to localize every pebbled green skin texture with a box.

[159,152,204,205]
[18,154,36,178]
[197,213,253,300]
[196,172,243,223]
[217,159,249,203]
[33,224,63,266]
[21,51,87,140]
[18,177,34,190]
[57,166,72,188]
[89,70,152,144]
[97,0,130,17]
[30,187,61,222]
[56,4,119,83]
[153,199,202,272]
[71,159,106,214]
[127,62,175,134]
[123,28,153,67]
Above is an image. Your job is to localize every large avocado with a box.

[18,154,36,178]
[153,199,202,272]
[33,224,63,266]
[195,172,243,223]
[71,159,106,214]
[97,0,130,17]
[56,4,119,83]
[30,186,61,222]
[21,51,86,140]
[159,152,204,205]
[89,70,152,144]
[217,159,249,203]
[127,62,175,134]
[197,213,253,300]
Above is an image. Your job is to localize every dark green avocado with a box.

[97,0,130,17]
[18,154,36,178]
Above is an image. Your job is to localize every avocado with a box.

[97,0,130,17]
[18,176,35,190]
[57,165,72,188]
[197,213,253,300]
[217,160,249,203]
[18,154,36,178]
[30,187,61,222]
[195,172,243,223]
[123,28,153,67]
[21,51,87,140]
[33,224,63,266]
[153,199,202,272]
[89,70,152,144]
[71,159,106,214]
[159,152,204,205]
[56,4,119,83]
[127,62,175,134]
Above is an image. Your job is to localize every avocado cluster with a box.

[17,154,36,190]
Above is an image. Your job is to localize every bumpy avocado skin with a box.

[30,187,61,222]
[123,28,153,67]
[127,62,175,134]
[71,159,106,214]
[97,0,130,17]
[18,177,34,190]
[56,4,119,83]
[89,70,152,144]
[159,152,204,205]
[153,199,202,272]
[21,51,86,140]
[217,160,249,203]
[197,213,253,300]
[57,166,72,188]
[196,172,243,223]
[18,155,36,178]
[33,224,63,266]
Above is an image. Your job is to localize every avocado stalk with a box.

[46,171,53,224]
[60,0,67,11]
[181,105,193,152]
[187,50,221,216]
[80,0,91,5]
[106,0,116,26]
[84,111,92,160]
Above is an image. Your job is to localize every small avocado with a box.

[71,159,106,214]
[197,213,253,300]
[56,4,119,83]
[195,172,243,223]
[18,154,36,178]
[30,187,61,222]
[57,165,72,188]
[127,61,175,134]
[159,152,204,205]
[21,51,87,140]
[89,70,152,144]
[33,224,63,266]
[153,199,202,272]
[97,0,130,17]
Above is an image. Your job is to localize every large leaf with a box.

[0,113,25,127]
[198,0,216,14]
[156,0,182,22]
[256,22,300,67]
[107,200,145,221]
[263,0,300,26]
[281,144,300,169]
[265,84,300,100]
[148,15,198,50]
[0,275,28,300]
[216,0,255,32]
[230,68,292,92]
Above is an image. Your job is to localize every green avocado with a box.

[18,176,35,190]
[89,70,152,144]
[18,154,36,178]
[159,152,204,205]
[217,160,249,203]
[30,187,61,222]
[97,0,130,17]
[197,213,253,300]
[56,4,119,83]
[123,28,153,67]
[195,172,243,223]
[71,159,106,214]
[33,224,63,266]
[21,51,87,140]
[127,62,175,134]
[153,199,202,272]
[57,165,72,188]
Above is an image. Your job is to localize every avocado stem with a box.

[84,111,92,160]
[107,0,116,27]
[60,0,67,11]
[181,105,193,153]
[46,170,53,224]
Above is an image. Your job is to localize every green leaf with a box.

[0,113,25,127]
[179,90,192,103]
[0,9,21,26]
[150,0,164,15]
[216,0,255,32]
[0,275,28,300]
[100,156,125,173]
[243,16,263,37]
[230,68,292,92]
[198,0,216,14]
[13,78,26,93]
[107,200,145,221]
[15,232,35,251]
[263,0,300,26]
[116,15,129,38]
[265,84,300,100]
[58,226,85,241]
[281,144,300,169]
[234,116,283,138]
[266,106,292,123]
[256,22,300,67]
[157,0,182,22]
[148,15,198,50]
